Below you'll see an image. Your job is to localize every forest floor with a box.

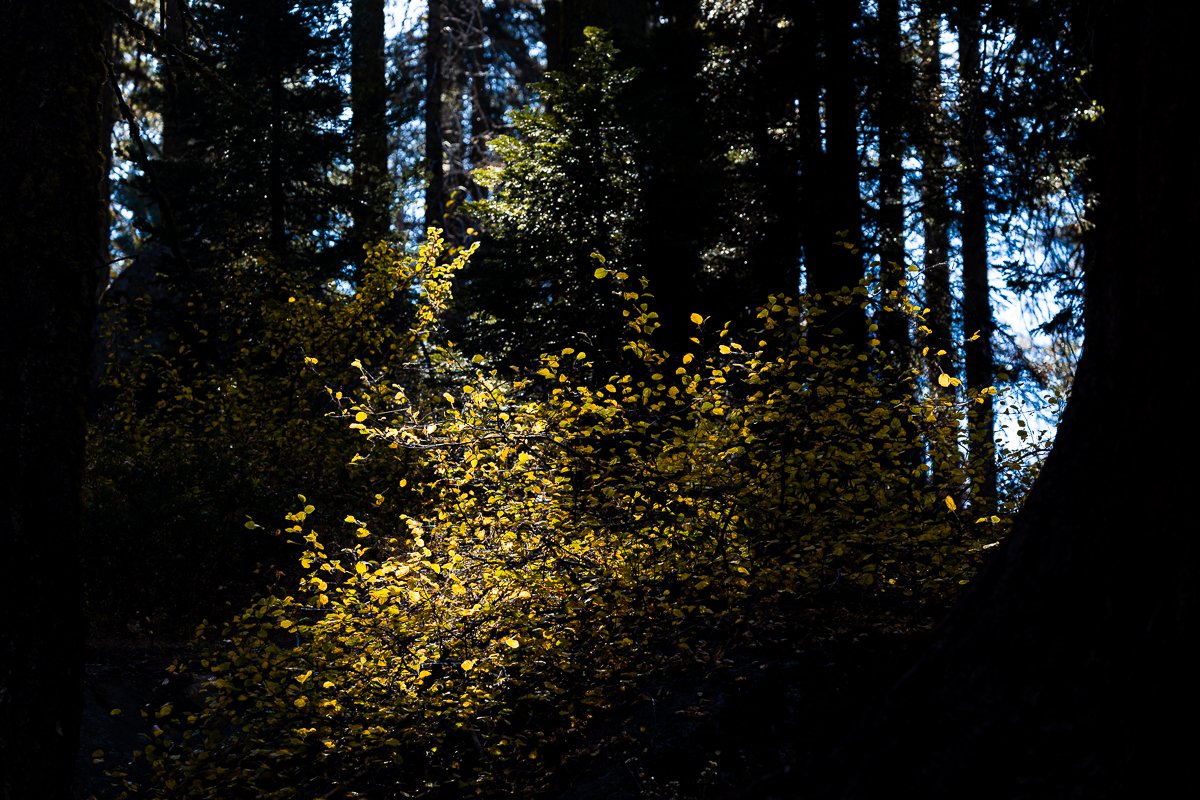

[74,595,943,800]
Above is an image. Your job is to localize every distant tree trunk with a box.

[425,0,446,235]
[442,0,471,242]
[0,2,108,798]
[916,4,958,486]
[99,21,119,302]
[874,0,911,370]
[267,11,288,261]
[839,3,1200,797]
[805,0,867,349]
[351,0,391,259]
[748,0,802,301]
[159,0,190,163]
[955,1,997,512]
[872,0,923,484]
[466,0,495,198]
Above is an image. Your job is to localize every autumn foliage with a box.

[88,231,1057,799]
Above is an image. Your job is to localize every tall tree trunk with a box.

[748,0,802,302]
[351,0,391,259]
[424,0,446,235]
[467,0,494,199]
[442,0,470,242]
[955,1,997,512]
[874,0,911,370]
[805,0,867,350]
[267,4,288,262]
[916,4,957,487]
[839,3,1200,796]
[159,0,190,163]
[0,2,108,798]
[873,0,922,485]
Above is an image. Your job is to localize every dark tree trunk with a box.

[466,0,494,198]
[159,0,190,164]
[955,1,997,512]
[804,0,867,349]
[838,3,1200,796]
[747,0,802,302]
[0,2,108,798]
[267,15,288,262]
[874,0,911,370]
[351,0,391,258]
[442,0,470,241]
[424,0,446,235]
[916,4,958,486]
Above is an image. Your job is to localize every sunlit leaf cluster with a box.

[104,234,1048,798]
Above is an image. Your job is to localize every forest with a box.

[0,1,1195,798]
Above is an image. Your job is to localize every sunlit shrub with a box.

[107,234,1042,798]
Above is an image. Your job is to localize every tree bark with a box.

[0,2,108,798]
[955,1,997,512]
[804,0,867,350]
[351,0,391,258]
[424,0,446,235]
[916,4,958,487]
[874,0,911,371]
[838,3,1200,796]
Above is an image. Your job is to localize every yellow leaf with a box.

[461,659,476,672]
[355,412,368,423]
[937,373,952,388]
[682,353,694,365]
[594,267,609,279]
[345,515,359,524]
[944,495,957,511]
[355,562,368,575]
[504,637,520,649]
[451,584,467,595]
[689,312,704,326]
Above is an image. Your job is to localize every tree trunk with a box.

[351,0,391,259]
[0,2,108,798]
[748,0,802,302]
[874,0,911,370]
[424,0,446,235]
[955,1,997,512]
[267,7,288,261]
[916,4,958,487]
[838,4,1200,796]
[804,0,867,349]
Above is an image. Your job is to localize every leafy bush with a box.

[104,234,1041,798]
[84,235,462,633]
